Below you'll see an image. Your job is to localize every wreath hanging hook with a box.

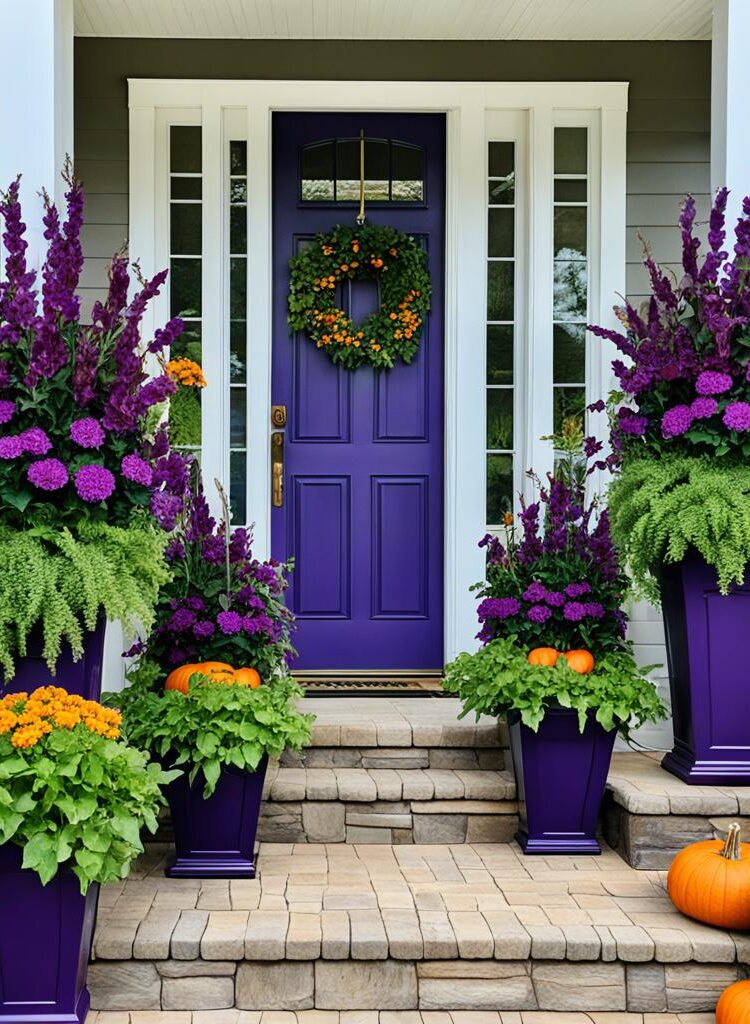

[356,128,366,226]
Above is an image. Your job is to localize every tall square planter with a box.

[0,844,98,1024]
[0,615,106,703]
[509,705,616,854]
[659,550,750,784]
[165,756,269,878]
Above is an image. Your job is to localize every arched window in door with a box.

[300,137,424,203]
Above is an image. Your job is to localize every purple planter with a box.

[165,757,268,878]
[0,843,98,1024]
[509,705,616,855]
[0,615,106,702]
[659,550,750,785]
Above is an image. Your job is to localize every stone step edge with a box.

[87,957,746,1015]
[308,721,505,750]
[86,1012,722,1024]
[263,767,515,804]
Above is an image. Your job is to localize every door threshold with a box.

[295,674,446,696]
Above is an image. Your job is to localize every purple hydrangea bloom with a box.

[564,582,591,598]
[527,604,552,624]
[476,597,521,621]
[169,607,195,632]
[19,427,52,455]
[217,610,243,635]
[74,464,116,502]
[70,416,105,449]
[522,581,548,602]
[0,400,15,425]
[27,457,68,491]
[0,435,23,459]
[584,602,606,619]
[690,396,718,420]
[193,620,215,639]
[661,404,694,438]
[723,401,750,432]
[563,601,587,622]
[695,370,734,396]
[544,591,566,607]
[186,596,206,612]
[121,453,153,487]
[617,408,649,436]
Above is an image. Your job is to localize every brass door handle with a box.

[271,431,284,508]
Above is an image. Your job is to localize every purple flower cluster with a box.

[590,187,750,460]
[0,168,191,530]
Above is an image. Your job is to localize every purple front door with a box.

[272,112,445,671]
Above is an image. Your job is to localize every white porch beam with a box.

[0,0,74,269]
[711,0,750,226]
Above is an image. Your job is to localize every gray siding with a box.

[74,38,710,312]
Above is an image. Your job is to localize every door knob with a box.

[271,431,284,508]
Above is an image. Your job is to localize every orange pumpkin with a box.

[527,647,560,667]
[233,667,262,689]
[164,661,234,693]
[199,663,236,684]
[668,823,750,930]
[563,650,595,674]
[717,980,750,1024]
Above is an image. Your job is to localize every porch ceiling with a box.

[73,0,712,41]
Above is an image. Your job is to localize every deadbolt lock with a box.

[271,405,287,428]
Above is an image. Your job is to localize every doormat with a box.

[296,676,446,696]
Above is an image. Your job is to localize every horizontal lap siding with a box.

[75,40,709,732]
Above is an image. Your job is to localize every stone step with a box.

[89,843,750,1015]
[604,750,750,870]
[88,1011,718,1023]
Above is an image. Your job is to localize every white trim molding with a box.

[711,0,750,228]
[128,78,628,664]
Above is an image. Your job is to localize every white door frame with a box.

[128,78,627,664]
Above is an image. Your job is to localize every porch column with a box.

[711,0,750,225]
[0,0,74,269]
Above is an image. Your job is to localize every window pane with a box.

[554,207,587,258]
[230,141,247,175]
[230,258,247,319]
[336,139,360,200]
[171,177,202,200]
[487,261,514,322]
[489,141,514,178]
[230,450,247,525]
[171,322,202,365]
[554,179,587,203]
[486,454,513,525]
[301,141,335,201]
[392,142,424,202]
[230,321,246,383]
[554,386,586,434]
[230,388,247,446]
[169,386,201,448]
[230,205,247,254]
[170,203,201,256]
[170,126,202,173]
[554,127,587,174]
[170,259,201,318]
[231,180,248,203]
[488,207,514,259]
[487,325,513,385]
[364,138,389,200]
[487,389,513,450]
[553,261,587,320]
[554,324,586,384]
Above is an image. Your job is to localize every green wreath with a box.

[287,222,431,370]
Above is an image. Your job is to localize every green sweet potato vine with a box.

[443,637,666,736]
[607,454,750,600]
[110,672,313,797]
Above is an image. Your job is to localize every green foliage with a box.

[110,672,313,797]
[607,454,750,598]
[0,517,170,678]
[0,702,175,893]
[288,222,431,370]
[168,387,202,448]
[442,637,666,736]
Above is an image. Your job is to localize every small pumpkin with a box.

[668,822,750,930]
[527,647,560,667]
[717,979,750,1024]
[164,661,234,693]
[233,666,262,689]
[564,649,595,674]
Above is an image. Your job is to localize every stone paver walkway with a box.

[88,1010,717,1022]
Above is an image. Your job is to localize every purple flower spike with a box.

[70,416,105,449]
[27,458,68,491]
[74,464,116,502]
[723,402,750,432]
[150,490,183,531]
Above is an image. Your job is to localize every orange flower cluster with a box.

[390,290,422,341]
[0,686,121,750]
[311,308,365,350]
[166,358,207,389]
